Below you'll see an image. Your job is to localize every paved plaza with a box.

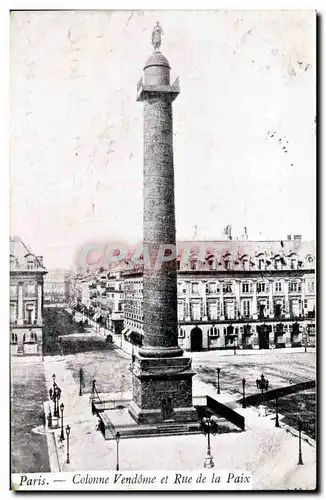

[39,347,316,490]
[10,347,316,489]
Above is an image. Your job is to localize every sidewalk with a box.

[43,355,316,490]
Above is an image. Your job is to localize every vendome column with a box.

[129,24,197,425]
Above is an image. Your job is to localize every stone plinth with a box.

[129,355,198,425]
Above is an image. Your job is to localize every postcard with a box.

[10,9,316,491]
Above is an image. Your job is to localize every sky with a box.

[10,10,316,269]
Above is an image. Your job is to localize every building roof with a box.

[10,236,46,272]
[177,239,315,262]
[115,238,315,275]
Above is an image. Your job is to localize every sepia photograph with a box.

[9,9,316,491]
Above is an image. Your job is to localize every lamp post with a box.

[304,329,308,353]
[216,368,221,395]
[52,373,56,387]
[49,384,61,418]
[298,419,303,465]
[242,378,246,408]
[115,431,121,471]
[66,425,71,464]
[79,367,84,396]
[275,396,280,428]
[201,414,218,468]
[233,331,237,355]
[60,403,65,440]
[256,373,269,406]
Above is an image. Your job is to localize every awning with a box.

[122,327,130,335]
[93,312,101,321]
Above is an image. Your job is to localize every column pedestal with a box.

[129,354,198,425]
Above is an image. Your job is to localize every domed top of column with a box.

[144,51,170,70]
[143,22,171,85]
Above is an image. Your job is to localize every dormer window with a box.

[306,255,314,264]
[256,254,265,270]
[274,256,282,270]
[241,256,250,271]
[289,253,298,270]
[223,253,231,270]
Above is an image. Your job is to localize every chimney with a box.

[287,235,292,240]
[293,235,302,241]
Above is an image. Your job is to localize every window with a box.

[207,259,215,270]
[190,260,197,271]
[190,302,201,320]
[258,259,265,270]
[224,301,235,320]
[274,299,284,318]
[242,282,253,294]
[241,259,249,271]
[11,333,18,343]
[223,282,233,294]
[290,258,297,270]
[257,282,269,294]
[308,280,315,293]
[208,301,220,320]
[207,282,219,294]
[178,328,185,338]
[10,303,16,322]
[178,301,185,320]
[242,299,251,318]
[209,326,219,337]
[191,283,199,295]
[290,299,300,317]
[274,258,282,270]
[275,281,283,293]
[289,281,302,293]
[257,301,267,318]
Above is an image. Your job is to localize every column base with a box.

[129,400,198,425]
[129,353,198,425]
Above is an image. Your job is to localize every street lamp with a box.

[52,373,56,387]
[275,396,280,428]
[49,384,61,418]
[79,367,84,396]
[201,413,218,468]
[233,336,237,355]
[256,373,269,406]
[115,431,121,471]
[66,425,71,464]
[242,378,246,408]
[216,368,221,395]
[60,403,65,440]
[298,419,303,465]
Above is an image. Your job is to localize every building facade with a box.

[122,237,316,351]
[73,271,124,337]
[10,237,47,355]
[44,269,71,305]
